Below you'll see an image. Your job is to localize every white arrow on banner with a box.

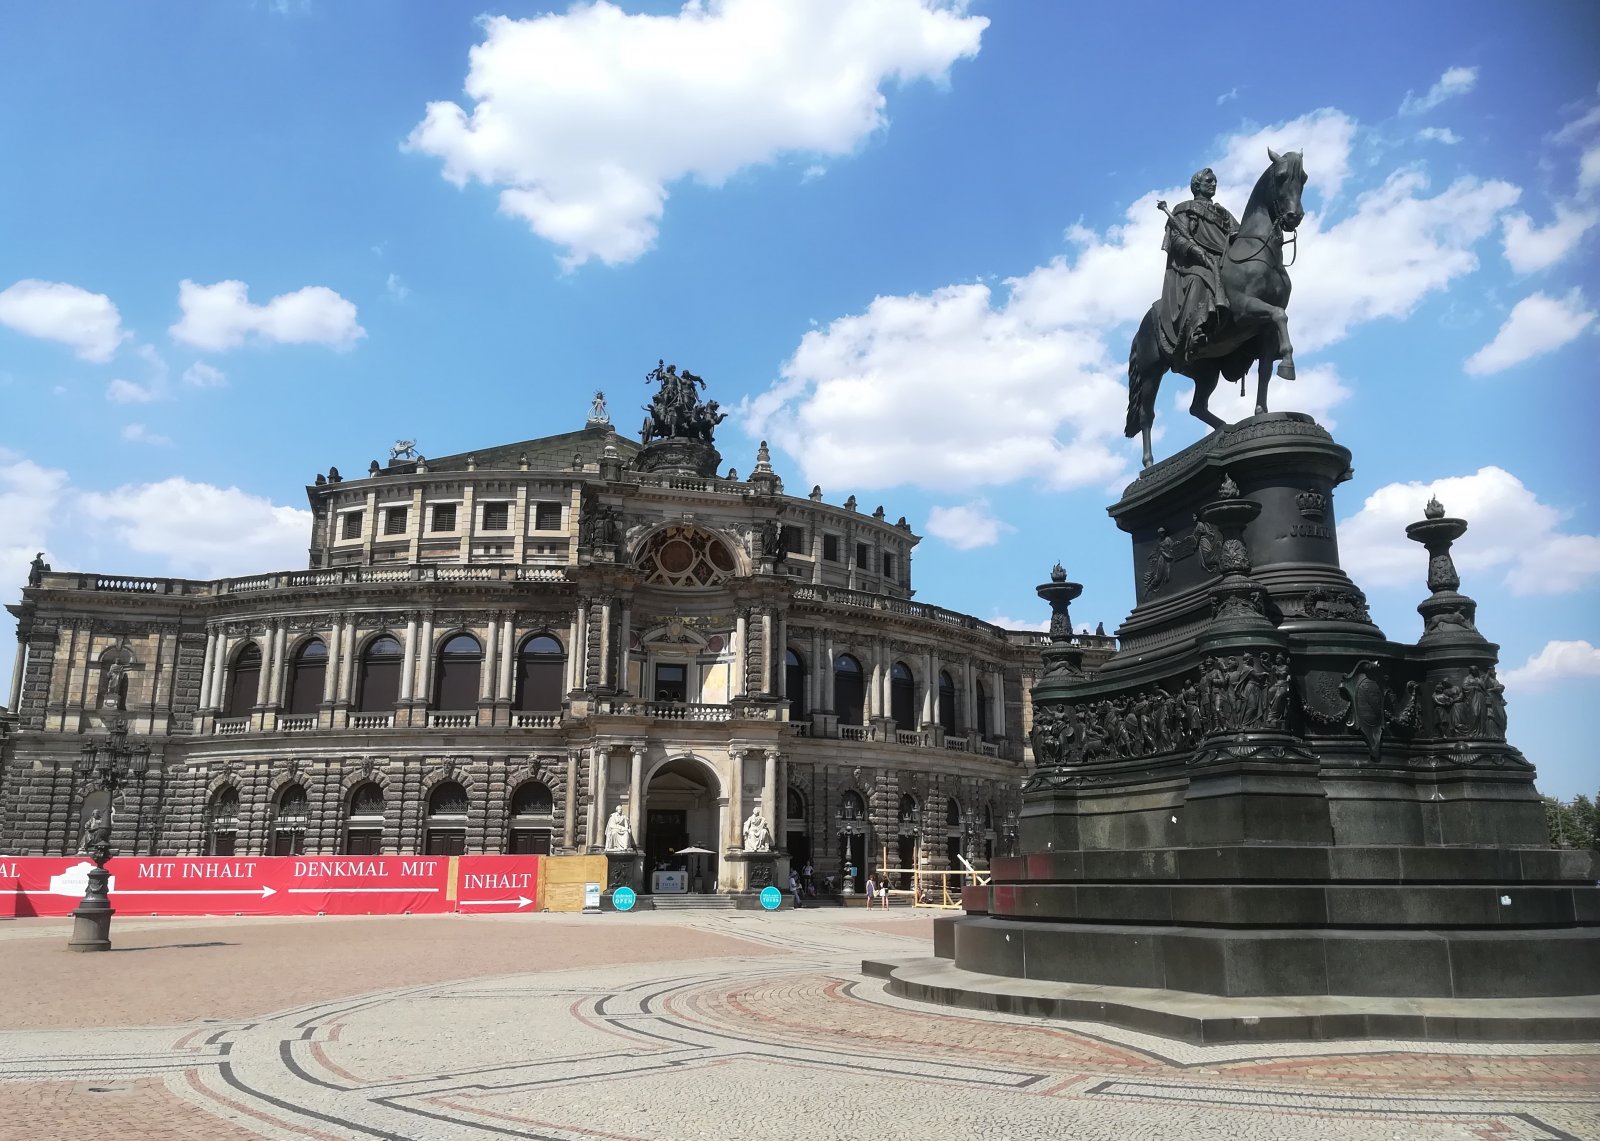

[285,887,442,894]
[457,896,533,909]
[113,885,277,898]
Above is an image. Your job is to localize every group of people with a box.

[1430,665,1508,739]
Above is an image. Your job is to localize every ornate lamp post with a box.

[69,716,150,952]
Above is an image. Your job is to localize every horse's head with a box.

[1265,146,1307,231]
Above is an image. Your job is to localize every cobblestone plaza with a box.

[0,910,1595,1140]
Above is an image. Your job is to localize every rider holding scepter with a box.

[1157,167,1238,363]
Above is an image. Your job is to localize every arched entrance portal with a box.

[643,757,721,894]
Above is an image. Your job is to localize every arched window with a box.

[286,639,327,716]
[787,787,807,823]
[508,781,554,854]
[841,790,866,820]
[515,633,565,712]
[272,784,308,856]
[938,670,957,733]
[225,643,262,719]
[345,781,385,854]
[425,780,469,855]
[357,635,402,712]
[975,679,989,739]
[945,796,965,869]
[890,662,916,731]
[434,634,482,710]
[207,787,239,857]
[946,798,963,827]
[835,654,865,726]
[898,793,918,825]
[785,648,806,723]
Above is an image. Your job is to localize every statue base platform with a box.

[604,851,643,893]
[67,902,114,952]
[723,850,788,894]
[635,438,721,478]
[905,414,1600,1042]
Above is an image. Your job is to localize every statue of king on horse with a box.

[1126,148,1308,466]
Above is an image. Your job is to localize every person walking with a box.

[789,869,804,910]
[865,874,877,909]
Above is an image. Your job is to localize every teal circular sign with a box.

[759,885,782,910]
[612,886,637,911]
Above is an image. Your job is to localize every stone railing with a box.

[278,715,318,733]
[790,723,811,737]
[427,711,476,729]
[349,712,394,730]
[214,717,250,737]
[896,729,929,747]
[789,585,1010,639]
[839,724,873,741]
[34,564,572,599]
[626,701,733,722]
[512,712,560,729]
[943,735,970,751]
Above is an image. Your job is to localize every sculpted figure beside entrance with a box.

[603,805,634,852]
[742,806,773,852]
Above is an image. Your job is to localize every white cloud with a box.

[1339,466,1600,597]
[169,279,366,352]
[385,272,410,301]
[985,614,1050,633]
[181,361,226,388]
[405,0,986,268]
[0,279,127,362]
[1416,127,1460,145]
[1400,66,1477,116]
[1501,640,1600,691]
[106,378,157,404]
[76,477,313,578]
[1177,362,1353,429]
[0,449,69,580]
[924,500,1014,550]
[120,423,172,447]
[1581,145,1600,194]
[1216,87,1238,106]
[1464,289,1595,375]
[1501,205,1598,273]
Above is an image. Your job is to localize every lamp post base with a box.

[67,904,114,952]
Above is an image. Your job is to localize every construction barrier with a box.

[0,854,540,918]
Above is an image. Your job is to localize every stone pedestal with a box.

[634,438,721,478]
[67,863,114,953]
[724,850,789,895]
[876,414,1600,1043]
[603,850,643,894]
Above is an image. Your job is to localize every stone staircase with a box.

[649,894,740,911]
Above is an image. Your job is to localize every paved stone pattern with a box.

[0,911,1595,1140]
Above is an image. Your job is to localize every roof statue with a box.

[1125,150,1308,467]
[639,360,725,446]
[587,389,610,427]
[390,439,420,462]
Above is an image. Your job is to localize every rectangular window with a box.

[340,511,363,540]
[855,542,869,568]
[383,507,408,536]
[781,524,805,554]
[882,552,896,580]
[822,534,840,562]
[533,501,563,530]
[430,503,457,532]
[482,502,510,531]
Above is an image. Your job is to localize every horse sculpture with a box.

[1125,149,1307,467]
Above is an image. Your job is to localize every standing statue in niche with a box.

[742,806,774,852]
[603,806,634,852]
[101,658,128,710]
[1125,150,1309,467]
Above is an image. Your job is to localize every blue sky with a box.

[1,1,1596,795]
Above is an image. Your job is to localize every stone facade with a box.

[1,415,1114,894]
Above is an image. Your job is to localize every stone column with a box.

[399,613,419,702]
[822,634,835,711]
[586,746,602,847]
[727,748,747,849]
[629,745,645,839]
[809,628,823,711]
[963,658,976,732]
[573,600,589,691]
[616,601,631,693]
[598,598,613,691]
[762,749,779,831]
[565,610,581,692]
[497,614,515,702]
[480,614,499,704]
[197,628,217,709]
[564,749,580,849]
[265,622,287,707]
[322,619,341,704]
[337,614,357,702]
[733,609,748,697]
[774,611,787,700]
[416,612,435,704]
[760,608,773,695]
[991,667,1006,737]
[253,633,273,708]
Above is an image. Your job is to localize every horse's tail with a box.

[1125,305,1161,439]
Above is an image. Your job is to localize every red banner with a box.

[0,854,539,918]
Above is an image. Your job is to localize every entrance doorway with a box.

[643,758,720,892]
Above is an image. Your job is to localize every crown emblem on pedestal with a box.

[1296,488,1327,518]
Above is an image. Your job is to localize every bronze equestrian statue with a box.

[1125,149,1307,467]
